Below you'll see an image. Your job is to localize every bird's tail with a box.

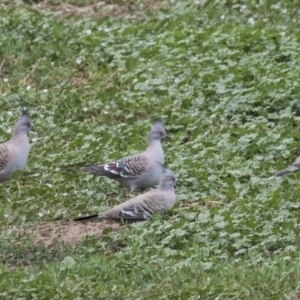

[268,166,300,179]
[83,165,105,174]
[274,169,294,177]
[74,214,100,221]
[60,166,81,173]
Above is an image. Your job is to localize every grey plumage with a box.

[0,107,33,182]
[75,166,177,221]
[83,119,168,191]
[269,156,300,179]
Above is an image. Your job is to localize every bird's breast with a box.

[13,137,30,170]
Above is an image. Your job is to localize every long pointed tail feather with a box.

[274,169,293,177]
[83,165,105,174]
[74,214,100,221]
[269,167,300,179]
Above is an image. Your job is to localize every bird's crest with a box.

[21,107,28,117]
[154,118,162,125]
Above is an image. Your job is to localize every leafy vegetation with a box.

[1,0,300,298]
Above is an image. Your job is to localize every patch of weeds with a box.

[1,0,300,298]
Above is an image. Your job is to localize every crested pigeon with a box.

[269,155,300,179]
[75,166,177,221]
[0,107,34,182]
[83,119,169,191]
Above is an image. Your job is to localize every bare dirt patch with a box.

[36,0,166,19]
[3,220,123,247]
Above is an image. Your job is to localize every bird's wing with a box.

[99,192,167,220]
[84,153,148,179]
[0,144,9,171]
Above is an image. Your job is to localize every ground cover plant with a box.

[1,0,300,298]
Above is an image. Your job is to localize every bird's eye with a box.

[159,130,163,135]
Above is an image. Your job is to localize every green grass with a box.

[2,0,300,298]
